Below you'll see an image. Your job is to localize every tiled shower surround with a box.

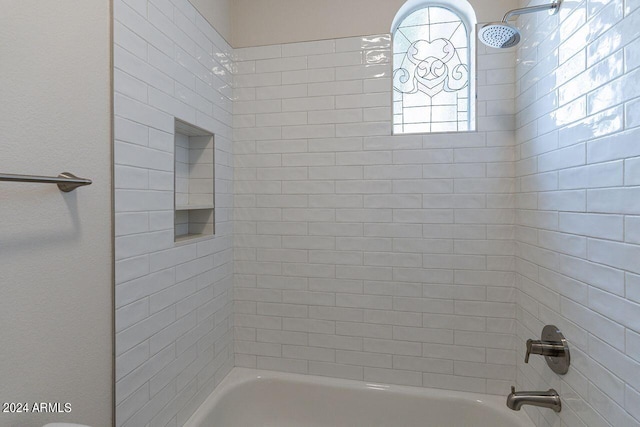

[233,38,519,392]
[113,0,234,425]
[112,0,640,426]
[513,1,640,426]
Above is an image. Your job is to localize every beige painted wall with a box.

[0,1,113,426]
[190,0,233,43]
[232,0,519,47]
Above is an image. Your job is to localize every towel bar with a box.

[0,172,92,192]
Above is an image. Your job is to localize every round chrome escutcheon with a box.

[541,324,570,375]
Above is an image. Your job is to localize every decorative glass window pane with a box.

[393,6,475,134]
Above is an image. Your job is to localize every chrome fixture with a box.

[525,324,570,374]
[507,386,561,412]
[478,0,562,48]
[0,172,92,192]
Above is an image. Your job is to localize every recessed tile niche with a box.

[174,119,214,242]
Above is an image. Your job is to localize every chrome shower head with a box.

[478,0,561,49]
[478,23,521,48]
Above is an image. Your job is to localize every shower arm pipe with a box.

[502,1,560,22]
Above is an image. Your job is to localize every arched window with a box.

[392,1,476,134]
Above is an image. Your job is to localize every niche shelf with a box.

[174,119,215,242]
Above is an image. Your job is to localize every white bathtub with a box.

[184,368,535,427]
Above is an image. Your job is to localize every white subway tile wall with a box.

[111,1,640,426]
[233,35,519,394]
[515,1,640,426]
[113,0,233,425]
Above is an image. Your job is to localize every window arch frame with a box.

[391,0,478,135]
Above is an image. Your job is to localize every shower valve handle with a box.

[524,325,571,375]
[525,339,566,363]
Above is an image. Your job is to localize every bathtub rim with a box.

[183,367,535,427]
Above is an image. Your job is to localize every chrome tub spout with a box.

[506,386,561,412]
